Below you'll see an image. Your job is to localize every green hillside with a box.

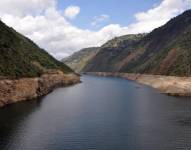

[0,20,73,78]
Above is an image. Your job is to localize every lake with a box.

[0,75,191,150]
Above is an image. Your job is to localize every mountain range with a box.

[64,10,191,77]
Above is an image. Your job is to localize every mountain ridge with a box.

[78,9,191,76]
[62,47,99,73]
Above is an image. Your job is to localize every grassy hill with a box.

[0,20,73,78]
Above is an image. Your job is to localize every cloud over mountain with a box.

[0,0,190,59]
[91,14,110,27]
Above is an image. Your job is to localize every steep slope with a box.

[120,9,191,76]
[84,10,191,76]
[62,47,99,73]
[83,34,146,72]
[0,20,72,78]
[0,21,80,107]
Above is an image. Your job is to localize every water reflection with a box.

[0,99,42,150]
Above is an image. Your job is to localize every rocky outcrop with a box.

[0,72,80,107]
[87,72,191,96]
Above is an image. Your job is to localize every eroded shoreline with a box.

[86,72,191,96]
[0,72,80,107]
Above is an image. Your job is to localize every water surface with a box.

[0,75,191,150]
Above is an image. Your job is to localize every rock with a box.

[0,72,80,107]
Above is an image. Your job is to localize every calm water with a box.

[1,75,191,150]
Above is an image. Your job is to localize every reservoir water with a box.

[1,75,191,150]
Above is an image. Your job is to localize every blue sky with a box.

[58,0,160,30]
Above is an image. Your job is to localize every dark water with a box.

[1,75,191,150]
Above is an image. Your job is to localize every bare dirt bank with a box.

[86,72,191,96]
[0,71,80,107]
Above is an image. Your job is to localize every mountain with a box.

[83,34,146,72]
[84,10,191,76]
[62,47,99,73]
[0,20,72,78]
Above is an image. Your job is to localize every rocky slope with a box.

[62,47,99,73]
[87,72,191,96]
[0,71,80,107]
[84,10,191,77]
[0,20,80,107]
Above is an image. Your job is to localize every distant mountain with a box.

[83,34,146,72]
[83,10,191,76]
[0,20,72,78]
[62,47,99,73]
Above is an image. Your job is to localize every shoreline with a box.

[0,72,80,107]
[86,72,191,96]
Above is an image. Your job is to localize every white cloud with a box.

[127,0,191,33]
[91,14,110,27]
[0,0,56,16]
[0,0,191,60]
[64,6,80,19]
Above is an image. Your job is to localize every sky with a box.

[0,0,191,60]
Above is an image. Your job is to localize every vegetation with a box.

[62,47,99,73]
[0,20,73,78]
[83,34,146,72]
[82,10,191,76]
